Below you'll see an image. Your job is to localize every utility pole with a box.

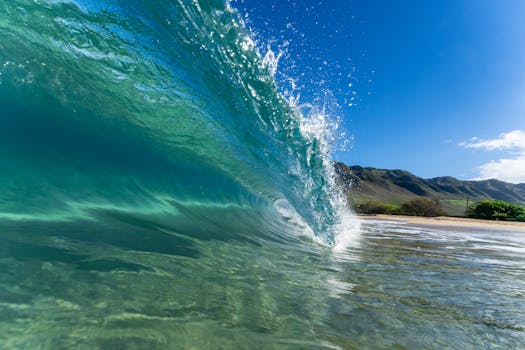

[465,197,470,217]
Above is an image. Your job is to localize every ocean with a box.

[1,0,524,348]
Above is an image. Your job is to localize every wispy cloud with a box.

[459,130,525,151]
[459,130,525,184]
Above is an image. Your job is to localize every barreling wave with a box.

[0,0,354,245]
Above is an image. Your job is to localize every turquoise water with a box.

[1,219,524,349]
[1,0,525,348]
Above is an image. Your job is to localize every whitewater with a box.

[1,1,524,349]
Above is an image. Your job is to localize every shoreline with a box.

[358,214,525,232]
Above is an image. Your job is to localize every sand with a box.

[359,214,525,232]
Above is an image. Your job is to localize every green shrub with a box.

[353,200,400,215]
[468,200,525,221]
[399,197,445,217]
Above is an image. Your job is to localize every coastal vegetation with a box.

[353,197,445,217]
[400,197,445,217]
[352,197,525,221]
[353,200,400,215]
[468,200,525,222]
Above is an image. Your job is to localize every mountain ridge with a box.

[335,163,525,216]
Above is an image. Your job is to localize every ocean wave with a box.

[0,0,356,245]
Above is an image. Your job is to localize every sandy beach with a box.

[359,214,525,232]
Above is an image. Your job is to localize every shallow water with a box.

[1,219,524,349]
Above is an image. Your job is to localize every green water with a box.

[1,219,524,349]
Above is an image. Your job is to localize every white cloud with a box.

[459,130,525,150]
[474,155,525,184]
[459,130,525,184]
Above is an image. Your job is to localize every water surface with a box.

[1,219,524,349]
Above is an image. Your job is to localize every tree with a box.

[400,197,445,217]
[468,200,525,221]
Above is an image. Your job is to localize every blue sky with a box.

[233,0,525,183]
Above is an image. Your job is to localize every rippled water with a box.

[336,220,525,349]
[1,219,524,349]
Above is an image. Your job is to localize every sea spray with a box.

[261,43,361,248]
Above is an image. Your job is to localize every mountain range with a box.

[335,163,525,216]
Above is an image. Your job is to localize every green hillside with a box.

[335,163,525,216]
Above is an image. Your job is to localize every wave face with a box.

[0,0,347,243]
[0,1,362,347]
